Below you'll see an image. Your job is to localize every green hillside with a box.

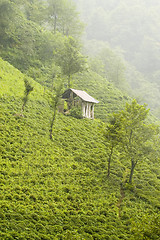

[73,71,130,121]
[1,58,160,239]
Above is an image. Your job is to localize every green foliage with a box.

[49,78,64,139]
[46,0,84,37]
[98,46,126,89]
[109,100,160,183]
[69,106,83,119]
[131,213,160,240]
[0,0,18,48]
[0,0,132,125]
[75,0,160,118]
[0,0,85,91]
[22,78,34,112]
[73,70,130,121]
[0,56,160,240]
[54,36,87,87]
[104,114,123,177]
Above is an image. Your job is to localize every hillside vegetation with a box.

[73,71,130,121]
[0,58,160,239]
[1,0,159,118]
[1,1,160,239]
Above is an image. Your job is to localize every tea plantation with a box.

[0,58,160,239]
[73,71,130,122]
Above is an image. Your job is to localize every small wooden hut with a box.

[62,88,99,119]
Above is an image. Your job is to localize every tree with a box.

[12,0,45,25]
[117,100,159,184]
[47,0,64,34]
[98,46,126,89]
[0,0,45,71]
[54,36,87,88]
[0,0,18,48]
[104,115,123,177]
[46,0,84,37]
[21,78,34,112]
[49,76,63,140]
[59,0,84,37]
[106,100,159,183]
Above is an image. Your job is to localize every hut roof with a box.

[62,88,99,103]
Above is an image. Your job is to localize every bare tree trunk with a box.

[21,103,25,112]
[49,108,57,140]
[49,80,63,140]
[21,96,28,113]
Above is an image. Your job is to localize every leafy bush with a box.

[69,106,83,119]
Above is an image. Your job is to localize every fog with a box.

[74,0,160,117]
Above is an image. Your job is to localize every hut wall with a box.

[82,102,94,119]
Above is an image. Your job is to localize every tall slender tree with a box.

[104,115,123,177]
[21,78,34,112]
[49,77,63,140]
[54,36,87,88]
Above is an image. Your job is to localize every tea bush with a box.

[0,58,160,239]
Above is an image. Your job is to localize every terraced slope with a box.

[0,58,160,239]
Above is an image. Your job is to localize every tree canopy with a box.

[54,36,87,87]
[105,100,159,183]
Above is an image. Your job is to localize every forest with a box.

[0,0,160,239]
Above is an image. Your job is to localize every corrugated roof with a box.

[70,88,99,103]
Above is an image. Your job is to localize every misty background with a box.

[73,0,160,117]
